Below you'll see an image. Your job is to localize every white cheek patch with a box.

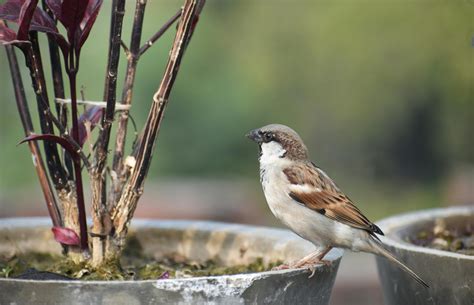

[259,141,286,165]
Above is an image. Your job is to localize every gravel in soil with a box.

[408,218,474,255]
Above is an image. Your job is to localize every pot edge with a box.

[0,217,344,284]
[376,205,474,260]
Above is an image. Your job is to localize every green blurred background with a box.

[0,1,472,303]
[0,0,473,221]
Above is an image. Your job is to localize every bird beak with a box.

[246,128,262,143]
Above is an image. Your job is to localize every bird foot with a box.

[271,263,290,271]
[271,260,331,278]
[295,259,332,278]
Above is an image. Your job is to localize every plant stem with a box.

[39,109,92,170]
[67,50,89,251]
[5,44,62,228]
[26,32,68,190]
[138,9,181,57]
[41,0,73,179]
[90,0,126,266]
[94,0,126,183]
[111,0,205,246]
[41,0,66,122]
[92,0,126,207]
[111,0,148,206]
[18,31,87,256]
[18,45,91,170]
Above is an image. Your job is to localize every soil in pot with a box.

[407,218,474,255]
[0,234,282,280]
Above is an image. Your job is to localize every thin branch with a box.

[5,44,62,228]
[46,101,92,170]
[92,0,126,204]
[112,0,205,243]
[25,31,89,252]
[89,0,127,265]
[138,9,181,57]
[42,0,73,180]
[41,0,67,126]
[119,40,130,57]
[111,0,148,206]
[67,61,89,251]
[25,32,69,191]
[24,93,92,170]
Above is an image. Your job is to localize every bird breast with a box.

[259,159,365,250]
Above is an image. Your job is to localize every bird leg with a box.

[273,247,333,278]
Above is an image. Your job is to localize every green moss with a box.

[131,257,282,280]
[0,234,283,280]
[0,252,61,278]
[0,252,281,281]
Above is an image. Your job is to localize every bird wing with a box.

[283,163,383,235]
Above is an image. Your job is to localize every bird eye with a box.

[263,132,274,142]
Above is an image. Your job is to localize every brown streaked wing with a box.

[284,163,383,235]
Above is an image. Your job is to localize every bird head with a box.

[246,124,309,161]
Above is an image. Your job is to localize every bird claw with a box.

[272,263,290,271]
[319,259,332,267]
[272,259,332,278]
[299,260,332,278]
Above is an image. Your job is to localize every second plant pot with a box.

[375,206,474,305]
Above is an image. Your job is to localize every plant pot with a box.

[0,218,343,305]
[375,206,474,305]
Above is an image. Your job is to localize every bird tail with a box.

[369,237,429,288]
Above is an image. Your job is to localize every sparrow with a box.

[247,124,428,287]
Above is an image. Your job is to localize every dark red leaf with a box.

[51,227,80,246]
[0,0,64,36]
[29,5,58,33]
[17,0,39,40]
[0,20,18,44]
[0,0,24,21]
[76,0,102,49]
[50,33,69,58]
[19,134,80,160]
[70,106,103,147]
[0,20,30,47]
[44,0,61,22]
[59,0,89,42]
[81,0,101,28]
[0,1,70,58]
[29,3,71,59]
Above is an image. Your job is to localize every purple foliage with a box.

[45,0,102,51]
[0,0,55,33]
[51,226,80,246]
[58,0,89,42]
[0,0,103,54]
[19,134,81,160]
[16,0,38,40]
[77,0,102,48]
[2,0,105,253]
[71,106,103,147]
[0,0,69,53]
[0,21,18,44]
